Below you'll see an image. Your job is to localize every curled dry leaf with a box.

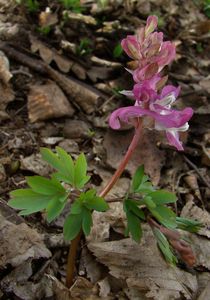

[28,81,74,122]
[88,225,197,300]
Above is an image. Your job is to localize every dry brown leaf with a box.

[49,276,100,300]
[0,50,12,83]
[97,277,111,298]
[103,128,165,185]
[0,261,53,300]
[187,233,210,270]
[80,247,103,283]
[28,81,74,122]
[0,50,14,118]
[87,202,125,243]
[199,76,210,94]
[63,11,96,25]
[39,9,58,27]
[181,199,210,238]
[88,225,197,300]
[198,283,210,300]
[20,153,53,176]
[0,211,51,268]
[30,36,86,79]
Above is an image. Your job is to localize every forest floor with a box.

[0,0,210,299]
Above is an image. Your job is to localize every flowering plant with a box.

[8,16,201,289]
[109,16,193,151]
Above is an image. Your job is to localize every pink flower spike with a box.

[145,16,158,36]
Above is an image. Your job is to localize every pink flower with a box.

[109,86,193,151]
[109,15,193,151]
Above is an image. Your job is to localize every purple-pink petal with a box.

[121,36,141,60]
[145,15,158,36]
[109,106,193,130]
[160,85,181,99]
[166,131,184,151]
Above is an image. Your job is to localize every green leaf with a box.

[176,217,203,233]
[46,194,68,222]
[71,197,83,214]
[26,176,66,195]
[83,190,109,212]
[56,147,74,183]
[126,210,142,242]
[82,208,92,236]
[137,181,154,193]
[143,196,157,209]
[149,190,176,205]
[74,153,90,189]
[153,228,177,265]
[132,165,144,192]
[150,206,177,229]
[124,199,145,220]
[64,213,82,241]
[9,189,51,215]
[40,147,74,185]
[113,43,123,58]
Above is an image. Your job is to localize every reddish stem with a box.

[66,230,82,288]
[99,118,143,198]
[66,118,143,288]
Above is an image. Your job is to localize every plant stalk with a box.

[99,118,143,197]
[66,118,142,288]
[66,230,82,288]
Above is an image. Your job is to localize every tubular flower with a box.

[109,15,193,151]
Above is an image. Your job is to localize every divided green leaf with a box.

[132,165,144,192]
[9,189,51,215]
[82,208,93,236]
[176,217,203,233]
[83,189,109,212]
[64,213,83,241]
[150,206,177,229]
[126,210,142,242]
[40,147,75,185]
[124,199,144,242]
[46,193,68,222]
[153,228,177,265]
[74,153,90,189]
[26,176,66,195]
[124,199,145,220]
[132,165,154,193]
[148,190,176,205]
